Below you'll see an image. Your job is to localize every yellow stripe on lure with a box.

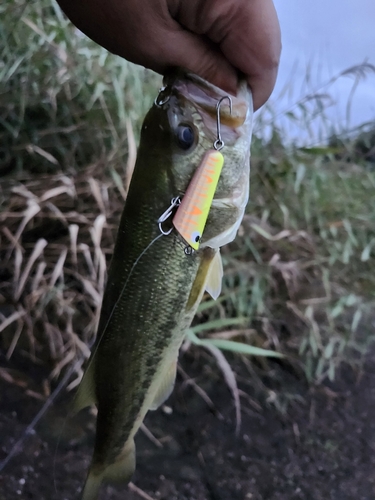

[173,149,224,250]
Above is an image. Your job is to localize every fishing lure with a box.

[172,96,232,251]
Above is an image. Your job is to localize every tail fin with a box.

[81,439,136,500]
[80,473,102,500]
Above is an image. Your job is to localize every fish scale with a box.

[76,72,253,500]
[90,219,204,468]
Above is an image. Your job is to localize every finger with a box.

[216,0,281,110]
[154,28,239,94]
[57,0,239,94]
[171,0,281,110]
[215,0,281,110]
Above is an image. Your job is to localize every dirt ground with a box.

[0,348,375,500]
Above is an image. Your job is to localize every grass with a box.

[1,0,375,396]
[0,0,160,176]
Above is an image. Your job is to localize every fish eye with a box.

[176,124,195,150]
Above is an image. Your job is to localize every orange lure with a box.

[172,149,224,250]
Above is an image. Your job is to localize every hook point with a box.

[215,95,232,150]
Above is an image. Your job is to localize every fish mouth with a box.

[163,71,253,145]
[164,71,252,128]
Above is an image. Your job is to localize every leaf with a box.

[202,343,241,434]
[186,330,284,359]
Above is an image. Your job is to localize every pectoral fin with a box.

[74,357,97,413]
[204,250,223,300]
[186,247,216,310]
[149,360,177,411]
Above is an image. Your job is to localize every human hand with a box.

[57,0,281,110]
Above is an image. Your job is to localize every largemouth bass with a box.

[76,72,253,500]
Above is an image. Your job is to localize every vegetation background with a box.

[0,0,375,415]
[1,1,375,499]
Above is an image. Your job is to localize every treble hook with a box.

[214,95,232,151]
[157,196,181,235]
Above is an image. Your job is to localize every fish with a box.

[75,71,253,500]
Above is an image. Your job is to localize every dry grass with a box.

[0,162,126,384]
[1,136,374,391]
[1,0,375,395]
